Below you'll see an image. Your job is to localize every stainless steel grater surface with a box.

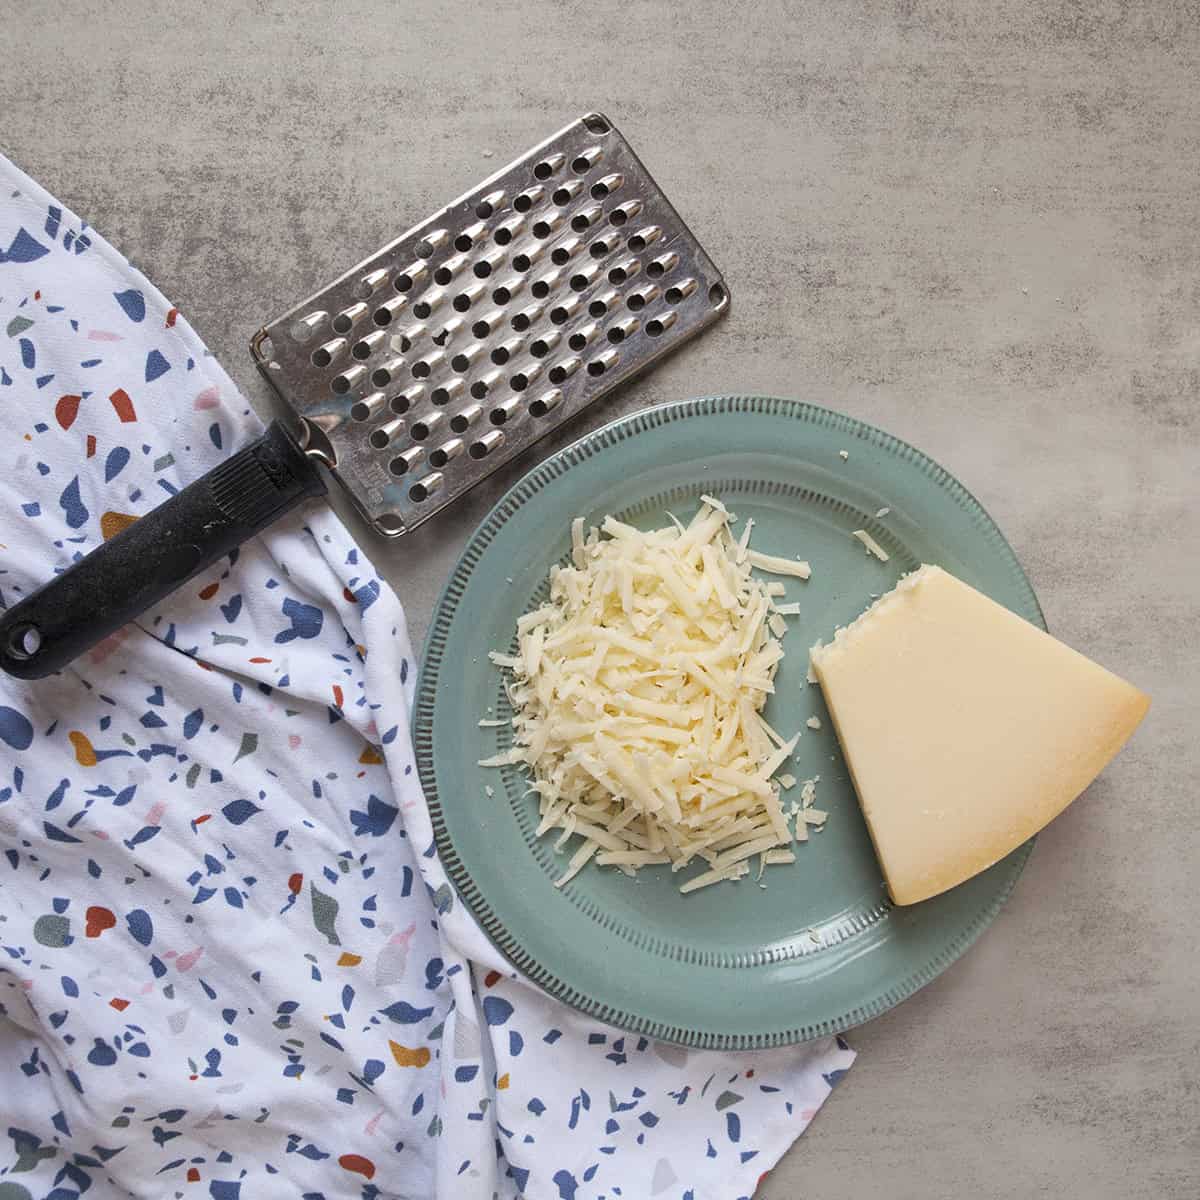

[250,112,729,537]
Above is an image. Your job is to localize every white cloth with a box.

[0,154,853,1200]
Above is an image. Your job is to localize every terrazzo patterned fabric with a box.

[0,154,853,1200]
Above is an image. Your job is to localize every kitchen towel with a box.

[0,153,853,1200]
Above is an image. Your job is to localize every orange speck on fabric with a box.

[166,308,179,328]
[187,1167,200,1182]
[100,511,138,541]
[389,1040,431,1068]
[332,685,344,708]
[109,387,136,422]
[337,952,361,966]
[484,970,501,988]
[288,873,303,894]
[23,433,31,441]
[86,434,97,458]
[497,1073,510,1090]
[358,745,383,765]
[68,731,98,766]
[194,813,212,825]
[198,582,219,600]
[338,1154,376,1180]
[343,587,356,603]
[109,998,129,1011]
[248,657,271,664]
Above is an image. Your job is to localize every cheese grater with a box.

[0,113,728,678]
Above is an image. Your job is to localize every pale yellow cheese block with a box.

[810,564,1149,905]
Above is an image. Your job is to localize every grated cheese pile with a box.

[480,497,817,893]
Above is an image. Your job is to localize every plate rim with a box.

[415,395,1043,1046]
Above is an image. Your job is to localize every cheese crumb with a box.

[839,449,849,461]
[875,506,890,518]
[806,716,822,730]
[851,529,890,561]
[482,499,825,892]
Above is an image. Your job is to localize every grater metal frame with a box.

[250,112,729,537]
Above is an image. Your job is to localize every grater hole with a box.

[530,279,551,299]
[627,234,646,252]
[588,298,609,318]
[475,200,494,219]
[450,417,467,435]
[494,226,513,246]
[589,240,610,259]
[513,194,534,214]
[628,293,647,311]
[415,240,435,259]
[646,318,665,337]
[492,285,512,305]
[550,306,570,324]
[571,214,591,233]
[569,274,590,292]
[371,367,392,388]
[533,161,554,181]
[473,261,493,278]
[511,372,531,391]
[350,401,372,421]
[491,346,511,365]
[489,407,509,425]
[429,447,450,468]
[454,233,473,253]
[388,458,411,476]
[472,318,492,338]
[433,266,453,286]
[551,247,570,266]
[583,114,611,135]
[395,273,415,292]
[412,361,433,378]
[352,340,373,360]
[452,294,473,312]
[369,429,392,450]
[590,181,610,200]
[511,312,532,332]
[609,209,628,227]
[709,283,727,306]
[665,286,684,304]
[607,327,626,344]
[646,261,665,278]
[451,353,472,372]
[332,314,353,334]
[469,441,490,459]
[470,380,490,400]
[529,397,551,416]
[531,338,552,358]
[532,221,552,239]
[549,364,568,383]
[587,359,607,377]
[373,307,393,326]
[391,393,412,415]
[512,254,532,273]
[608,265,628,285]
[412,301,432,319]
[567,334,586,353]
[552,187,572,205]
[311,348,332,368]
[411,421,432,441]
[409,483,431,502]
[331,375,352,394]
[431,386,451,405]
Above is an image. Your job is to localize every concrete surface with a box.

[3,2,1197,1196]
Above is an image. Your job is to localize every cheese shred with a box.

[481,499,826,891]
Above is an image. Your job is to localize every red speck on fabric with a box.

[288,873,303,894]
[108,388,136,422]
[109,998,129,1011]
[193,813,211,825]
[186,1167,200,1182]
[343,587,356,603]
[85,435,96,457]
[484,970,501,988]
[198,582,219,600]
[249,657,271,664]
[166,308,179,327]
[332,685,344,708]
[55,394,81,430]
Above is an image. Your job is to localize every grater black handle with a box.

[0,421,327,680]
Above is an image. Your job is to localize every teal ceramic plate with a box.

[415,397,1042,1047]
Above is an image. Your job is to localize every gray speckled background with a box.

[3,2,1197,1195]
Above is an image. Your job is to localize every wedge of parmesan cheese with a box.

[483,498,820,892]
[810,564,1150,904]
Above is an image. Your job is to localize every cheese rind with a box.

[811,564,1149,905]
